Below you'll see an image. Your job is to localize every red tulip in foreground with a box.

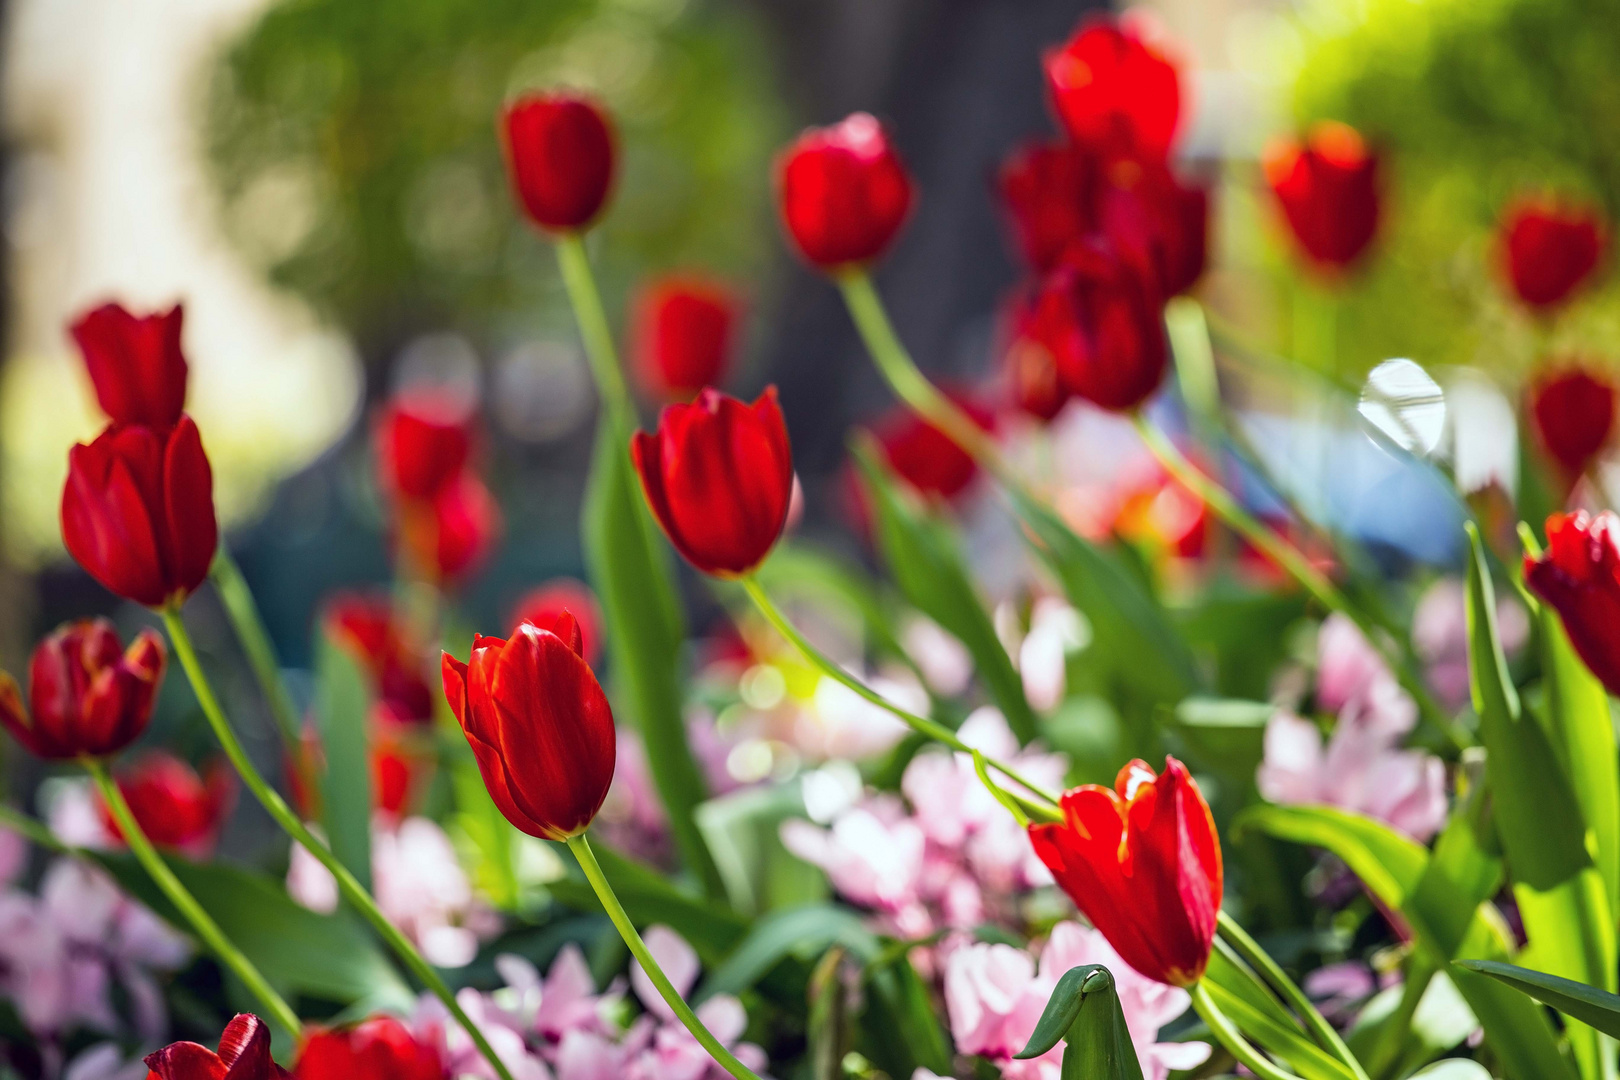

[0,619,165,760]
[295,1015,443,1080]
[511,577,603,667]
[70,301,188,430]
[1263,121,1381,274]
[632,387,793,577]
[1528,365,1617,480]
[375,394,474,503]
[1525,510,1620,697]
[1044,16,1182,160]
[1029,242,1168,412]
[442,614,615,840]
[501,92,616,232]
[777,113,914,271]
[1501,196,1606,311]
[145,1013,290,1080]
[61,416,218,608]
[98,750,233,856]
[1029,756,1222,986]
[633,275,739,401]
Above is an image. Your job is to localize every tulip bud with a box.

[295,1015,442,1080]
[61,417,218,608]
[424,474,502,587]
[97,751,233,857]
[375,393,474,503]
[1528,364,1617,480]
[324,594,435,726]
[1029,756,1222,986]
[776,113,914,271]
[1500,196,1606,312]
[1525,511,1620,696]
[441,616,615,841]
[70,301,188,430]
[632,275,739,401]
[632,387,794,577]
[501,92,616,233]
[871,396,996,501]
[997,141,1098,274]
[0,619,165,761]
[1044,16,1183,161]
[1035,242,1168,412]
[510,578,603,668]
[146,1014,291,1080]
[1263,121,1381,273]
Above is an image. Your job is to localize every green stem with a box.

[0,803,60,850]
[557,232,633,432]
[741,576,1060,817]
[85,757,303,1043]
[159,607,517,1080]
[837,271,1006,473]
[209,550,302,749]
[567,834,764,1080]
[1191,981,1307,1080]
[1217,912,1370,1080]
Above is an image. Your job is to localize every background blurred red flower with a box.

[1501,196,1606,311]
[375,394,474,504]
[1038,242,1168,412]
[70,301,188,431]
[510,578,603,668]
[296,1016,443,1080]
[1044,16,1182,160]
[501,92,616,232]
[777,113,914,270]
[1526,510,1620,696]
[632,274,739,401]
[97,751,234,858]
[1264,121,1381,273]
[1528,364,1616,480]
[871,395,996,501]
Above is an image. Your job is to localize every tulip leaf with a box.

[694,783,827,916]
[1203,943,1359,1080]
[851,441,1037,743]
[1014,965,1144,1080]
[1455,959,1620,1040]
[1005,483,1200,712]
[582,421,723,897]
[314,628,374,893]
[858,948,953,1079]
[697,903,878,1002]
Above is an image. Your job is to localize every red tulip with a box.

[777,113,914,271]
[145,1014,291,1080]
[396,474,502,589]
[375,394,474,503]
[871,396,997,501]
[70,301,187,430]
[1264,122,1381,274]
[511,578,603,668]
[1501,197,1606,311]
[1098,156,1209,298]
[61,417,218,608]
[632,387,793,577]
[1002,289,1071,422]
[1029,756,1222,986]
[0,619,164,760]
[1044,16,1183,160]
[1528,365,1617,479]
[441,615,615,841]
[97,751,233,857]
[296,1016,443,1080]
[324,595,435,726]
[501,93,616,232]
[372,729,426,818]
[633,275,739,401]
[997,141,1099,274]
[1034,242,1168,412]
[1525,511,1620,696]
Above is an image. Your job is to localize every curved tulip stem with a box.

[740,575,1060,817]
[1216,913,1370,1080]
[83,757,303,1044]
[158,608,518,1080]
[556,232,633,431]
[837,270,1007,474]
[1191,981,1308,1080]
[209,549,303,750]
[567,833,764,1080]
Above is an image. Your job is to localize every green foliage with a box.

[313,629,373,892]
[204,0,786,341]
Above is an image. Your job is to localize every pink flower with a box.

[414,987,550,1080]
[624,926,769,1080]
[943,922,1208,1080]
[781,796,936,936]
[1314,614,1391,716]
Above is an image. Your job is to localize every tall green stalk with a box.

[1191,981,1307,1080]
[159,607,517,1080]
[210,549,303,747]
[85,757,303,1042]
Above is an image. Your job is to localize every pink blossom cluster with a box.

[411,924,767,1080]
[937,921,1209,1080]
[0,829,190,1047]
[1258,613,1449,841]
[781,709,1066,949]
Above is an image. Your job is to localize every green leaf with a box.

[1005,484,1199,711]
[99,851,409,1008]
[1409,1062,1494,1080]
[1235,804,1429,906]
[1456,960,1620,1041]
[852,442,1036,742]
[314,629,374,892]
[695,783,827,916]
[1013,965,1145,1080]
[1017,964,1106,1060]
[1202,947,1358,1080]
[859,950,952,1079]
[582,420,723,897]
[698,904,878,1001]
